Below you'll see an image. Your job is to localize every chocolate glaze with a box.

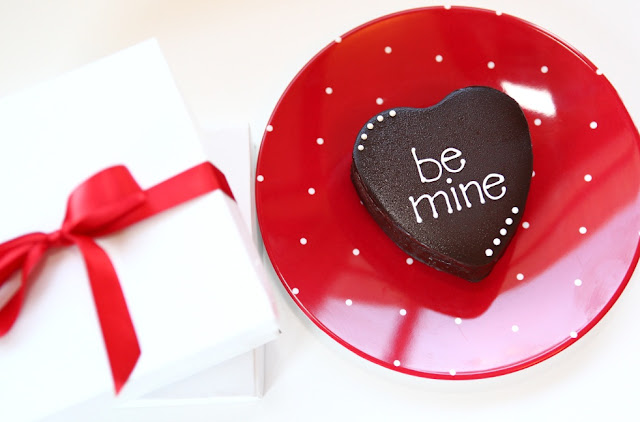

[351,86,533,281]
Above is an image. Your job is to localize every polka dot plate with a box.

[255,6,640,379]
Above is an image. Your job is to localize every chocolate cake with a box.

[351,86,533,281]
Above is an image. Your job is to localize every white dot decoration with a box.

[266,124,273,132]
[444,5,451,10]
[389,110,397,117]
[574,278,583,286]
[505,218,513,225]
[367,123,374,130]
[308,188,316,195]
[579,226,587,234]
[487,61,495,69]
[541,65,549,74]
[534,118,542,126]
[500,228,507,236]
[446,178,452,184]
[570,331,578,338]
[393,360,401,367]
[352,248,360,256]
[435,54,443,62]
[532,170,536,177]
[449,369,456,376]
[590,121,598,129]
[316,137,324,145]
[376,97,384,105]
[358,145,364,151]
[596,68,603,75]
[496,11,503,16]
[361,133,368,140]
[384,46,392,54]
[522,221,530,229]
[406,257,414,265]
[516,273,524,281]
[454,317,462,325]
[256,175,264,182]
[377,115,384,122]
[512,325,519,332]
[493,238,501,246]
[345,299,353,306]
[335,36,342,43]
[325,87,333,95]
[292,288,299,295]
[512,207,519,214]
[300,237,307,245]
[584,174,592,182]
[485,249,493,257]
[400,309,407,316]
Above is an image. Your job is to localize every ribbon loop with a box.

[0,162,232,393]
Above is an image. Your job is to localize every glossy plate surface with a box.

[255,6,640,379]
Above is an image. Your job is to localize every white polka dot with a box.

[292,288,299,295]
[454,317,462,325]
[541,65,549,74]
[522,221,530,229]
[485,249,493,257]
[506,218,513,225]
[596,68,603,75]
[393,359,401,367]
[435,54,443,62]
[316,137,324,145]
[352,248,360,256]
[335,36,342,43]
[500,228,507,236]
[534,118,542,126]
[384,46,392,54]
[389,110,397,117]
[574,278,582,286]
[516,273,524,281]
[512,207,519,214]
[399,309,407,316]
[361,133,368,140]
[512,325,519,332]
[532,170,536,177]
[358,145,364,151]
[257,175,264,182]
[496,10,503,16]
[376,97,384,105]
[406,257,414,265]
[590,121,598,129]
[444,5,451,10]
[487,61,495,69]
[493,238,501,246]
[579,226,587,234]
[570,331,578,338]
[446,178,452,184]
[584,174,592,182]
[377,115,384,122]
[345,299,353,306]
[449,369,456,376]
[308,187,316,195]
[266,124,274,132]
[300,237,307,245]
[325,87,333,95]
[367,123,374,129]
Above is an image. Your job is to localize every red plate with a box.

[255,6,640,379]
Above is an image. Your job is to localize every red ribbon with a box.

[0,162,233,393]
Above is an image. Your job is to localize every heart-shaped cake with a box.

[351,86,533,281]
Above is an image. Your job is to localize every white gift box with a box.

[0,40,279,421]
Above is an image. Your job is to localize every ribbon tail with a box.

[73,236,140,393]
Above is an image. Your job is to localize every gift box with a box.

[0,40,279,421]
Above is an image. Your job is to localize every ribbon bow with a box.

[0,162,232,393]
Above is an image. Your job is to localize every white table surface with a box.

[1,1,638,421]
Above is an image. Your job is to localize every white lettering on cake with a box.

[409,191,453,222]
[408,147,507,222]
